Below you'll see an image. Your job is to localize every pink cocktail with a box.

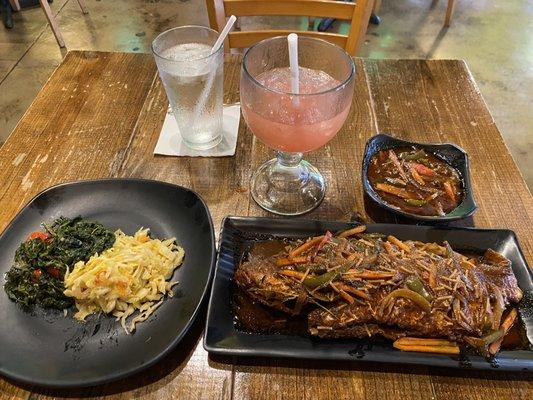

[241,37,355,215]
[242,67,351,153]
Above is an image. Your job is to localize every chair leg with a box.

[444,0,456,27]
[76,0,88,14]
[372,0,382,14]
[2,0,14,29]
[8,0,20,12]
[39,0,65,48]
[308,16,315,30]
[370,0,382,24]
[345,0,374,55]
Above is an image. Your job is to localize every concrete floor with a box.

[0,0,532,187]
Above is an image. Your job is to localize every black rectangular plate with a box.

[204,216,533,372]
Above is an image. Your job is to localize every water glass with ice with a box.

[152,26,223,150]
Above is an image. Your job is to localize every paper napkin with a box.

[154,104,241,157]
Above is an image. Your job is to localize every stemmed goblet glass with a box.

[240,36,355,215]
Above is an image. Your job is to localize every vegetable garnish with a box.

[4,216,185,334]
[4,217,115,309]
[64,228,184,333]
[235,227,524,358]
[368,146,463,216]
[27,232,51,241]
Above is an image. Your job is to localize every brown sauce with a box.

[234,289,530,352]
[368,146,463,216]
[233,241,531,354]
[501,322,530,350]
[248,240,287,259]
[233,288,308,335]
[234,239,308,335]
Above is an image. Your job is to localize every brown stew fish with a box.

[234,226,525,358]
[367,147,462,216]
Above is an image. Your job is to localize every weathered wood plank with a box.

[428,369,532,400]
[0,51,156,233]
[233,360,437,400]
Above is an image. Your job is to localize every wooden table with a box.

[0,51,532,399]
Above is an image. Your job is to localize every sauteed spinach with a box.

[4,216,116,309]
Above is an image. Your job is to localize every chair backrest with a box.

[206,0,373,55]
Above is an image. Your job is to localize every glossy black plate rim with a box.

[204,216,533,372]
[0,178,217,388]
[361,133,477,222]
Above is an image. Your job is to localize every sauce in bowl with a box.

[367,147,462,216]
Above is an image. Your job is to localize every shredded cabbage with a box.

[64,228,184,333]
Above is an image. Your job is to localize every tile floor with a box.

[0,0,532,187]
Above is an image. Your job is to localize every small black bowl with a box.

[361,133,477,222]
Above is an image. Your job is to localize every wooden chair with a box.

[206,0,374,55]
[371,0,457,28]
[444,0,456,27]
[39,0,88,48]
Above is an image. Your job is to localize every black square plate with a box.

[0,179,216,387]
[204,217,533,372]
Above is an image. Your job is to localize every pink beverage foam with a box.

[242,67,350,153]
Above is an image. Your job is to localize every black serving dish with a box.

[204,216,533,371]
[0,179,216,388]
[362,133,477,222]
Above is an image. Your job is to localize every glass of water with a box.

[152,26,224,150]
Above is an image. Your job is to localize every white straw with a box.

[191,15,237,133]
[287,33,300,107]
[287,33,300,95]
[210,15,237,55]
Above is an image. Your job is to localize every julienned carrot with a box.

[279,270,306,279]
[393,337,460,355]
[387,235,411,253]
[460,259,476,270]
[395,337,456,347]
[337,283,371,300]
[375,183,412,199]
[410,167,425,185]
[338,225,366,238]
[429,264,437,289]
[330,283,355,304]
[338,289,354,304]
[489,308,518,355]
[443,181,456,203]
[289,236,324,258]
[276,256,309,267]
[393,343,460,355]
[383,241,396,255]
[411,162,436,177]
[345,271,393,279]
